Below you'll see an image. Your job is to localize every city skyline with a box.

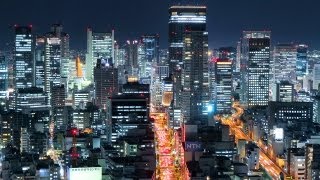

[1,0,320,50]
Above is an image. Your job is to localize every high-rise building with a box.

[35,36,46,90]
[85,28,114,81]
[313,64,320,90]
[218,47,236,72]
[52,24,70,79]
[107,92,149,143]
[0,56,8,99]
[296,44,308,80]
[14,26,33,89]
[94,59,118,109]
[273,44,297,83]
[240,31,271,107]
[44,35,61,105]
[168,6,206,73]
[272,81,294,102]
[124,40,139,77]
[142,34,160,64]
[138,35,160,80]
[215,58,233,112]
[168,6,209,125]
[181,30,209,124]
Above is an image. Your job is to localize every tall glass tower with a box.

[296,44,308,80]
[14,26,33,89]
[273,44,297,83]
[241,31,271,107]
[168,6,206,73]
[85,28,114,81]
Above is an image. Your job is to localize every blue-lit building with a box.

[14,26,34,89]
[0,56,8,99]
[296,44,308,80]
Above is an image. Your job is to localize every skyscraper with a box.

[240,31,271,107]
[215,58,233,112]
[94,59,118,109]
[44,35,61,104]
[85,28,114,81]
[181,30,209,124]
[14,26,33,89]
[296,44,308,80]
[138,35,160,80]
[168,6,206,73]
[273,44,297,83]
[169,6,208,124]
[35,36,46,90]
[0,56,8,99]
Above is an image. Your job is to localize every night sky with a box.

[1,0,320,50]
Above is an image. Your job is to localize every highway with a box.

[218,102,287,180]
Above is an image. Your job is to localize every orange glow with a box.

[162,91,173,107]
[76,56,83,78]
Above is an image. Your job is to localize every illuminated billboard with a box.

[68,167,102,180]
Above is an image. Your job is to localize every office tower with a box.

[44,35,61,105]
[51,24,70,80]
[236,41,241,72]
[159,49,169,65]
[125,40,139,77]
[15,87,50,112]
[138,35,160,80]
[94,59,118,109]
[296,44,308,80]
[272,81,294,102]
[168,6,206,73]
[14,26,34,89]
[142,34,160,64]
[114,44,126,67]
[0,56,8,99]
[35,36,46,90]
[168,5,208,122]
[73,90,90,109]
[181,30,209,124]
[269,101,313,132]
[215,58,233,112]
[51,85,65,107]
[313,64,320,90]
[218,47,236,72]
[240,31,271,107]
[107,87,150,143]
[273,44,297,83]
[85,28,114,81]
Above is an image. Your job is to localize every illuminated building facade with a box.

[168,6,206,72]
[273,44,297,83]
[296,44,308,80]
[0,56,8,99]
[44,36,61,106]
[94,59,118,109]
[181,30,209,124]
[215,58,233,112]
[35,36,46,90]
[313,64,320,90]
[240,31,271,107]
[85,28,114,81]
[14,26,33,89]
